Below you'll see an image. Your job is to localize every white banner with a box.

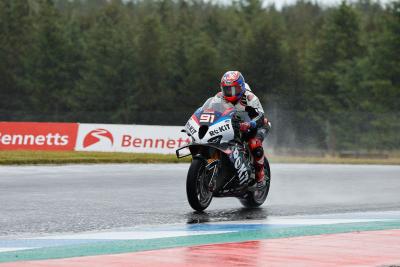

[75,123,190,154]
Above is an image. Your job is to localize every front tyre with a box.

[186,158,213,211]
[240,157,271,208]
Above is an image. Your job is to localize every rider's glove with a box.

[240,121,256,132]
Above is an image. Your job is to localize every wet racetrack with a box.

[0,163,399,237]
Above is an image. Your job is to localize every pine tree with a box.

[242,13,286,100]
[306,2,363,150]
[0,0,34,117]
[184,32,220,107]
[22,0,73,120]
[76,1,136,123]
[135,15,164,111]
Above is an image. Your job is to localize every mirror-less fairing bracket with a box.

[181,128,195,142]
[181,129,192,136]
[176,145,192,159]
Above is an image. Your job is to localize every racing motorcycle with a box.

[176,97,271,211]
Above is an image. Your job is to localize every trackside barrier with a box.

[75,123,190,154]
[0,122,189,154]
[0,122,78,151]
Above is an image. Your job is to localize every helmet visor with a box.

[222,85,242,97]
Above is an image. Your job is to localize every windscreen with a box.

[198,97,251,122]
[200,97,233,113]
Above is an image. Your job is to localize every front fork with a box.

[205,149,220,192]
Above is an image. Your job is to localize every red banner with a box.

[0,122,78,151]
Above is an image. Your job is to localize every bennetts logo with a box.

[0,133,69,146]
[83,129,114,148]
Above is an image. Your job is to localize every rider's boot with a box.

[249,137,266,189]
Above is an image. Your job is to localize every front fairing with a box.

[185,97,236,145]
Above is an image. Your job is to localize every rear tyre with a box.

[240,157,271,208]
[186,158,213,211]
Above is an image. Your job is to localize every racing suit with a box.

[215,83,270,186]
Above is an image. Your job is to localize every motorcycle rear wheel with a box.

[186,158,213,211]
[240,157,271,208]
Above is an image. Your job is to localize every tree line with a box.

[0,0,399,151]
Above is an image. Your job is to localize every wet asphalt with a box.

[0,163,399,237]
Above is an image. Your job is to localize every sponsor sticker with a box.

[209,123,230,137]
[185,121,197,136]
[232,147,249,184]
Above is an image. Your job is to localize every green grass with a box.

[270,155,400,165]
[0,150,191,165]
[0,150,399,165]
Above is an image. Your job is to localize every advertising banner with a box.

[0,122,78,151]
[75,123,190,154]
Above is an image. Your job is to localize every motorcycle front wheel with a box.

[186,158,213,211]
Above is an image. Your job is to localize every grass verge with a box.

[0,150,190,165]
[270,155,400,165]
[0,150,399,165]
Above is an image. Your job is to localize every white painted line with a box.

[26,218,391,241]
[0,247,36,253]
[211,218,389,225]
[30,230,232,240]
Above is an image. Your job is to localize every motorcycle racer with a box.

[216,71,270,189]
